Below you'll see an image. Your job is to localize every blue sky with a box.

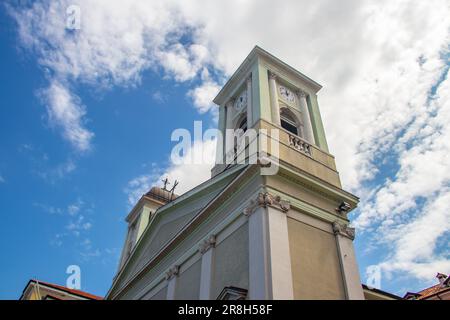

[0,5,213,299]
[1,1,449,299]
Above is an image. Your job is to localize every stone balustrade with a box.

[288,134,312,157]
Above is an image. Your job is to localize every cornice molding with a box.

[214,46,322,106]
[277,168,357,207]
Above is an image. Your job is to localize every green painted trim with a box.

[136,207,150,240]
[253,59,272,124]
[307,94,329,152]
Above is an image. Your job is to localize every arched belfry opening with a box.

[280,107,302,137]
[236,115,248,132]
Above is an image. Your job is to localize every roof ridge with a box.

[30,279,103,300]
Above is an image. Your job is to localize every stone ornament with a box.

[297,90,307,98]
[165,265,180,280]
[198,234,217,254]
[268,71,277,80]
[244,192,290,217]
[332,221,356,240]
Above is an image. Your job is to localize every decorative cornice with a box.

[165,265,179,280]
[277,170,349,204]
[244,192,290,217]
[332,221,355,240]
[198,234,216,254]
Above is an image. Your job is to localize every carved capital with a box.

[165,265,180,280]
[268,71,277,80]
[297,90,307,98]
[198,234,216,254]
[244,192,290,217]
[226,98,235,109]
[246,74,252,84]
[332,221,355,240]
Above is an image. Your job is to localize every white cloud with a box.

[188,80,221,114]
[50,233,65,247]
[36,158,77,183]
[162,139,216,194]
[124,172,160,206]
[10,0,450,287]
[66,215,92,237]
[357,70,450,281]
[125,139,216,205]
[37,199,93,240]
[68,199,84,216]
[151,90,166,103]
[40,81,93,152]
[0,175,5,183]
[43,199,95,252]
[156,43,211,82]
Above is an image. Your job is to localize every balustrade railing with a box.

[288,134,312,156]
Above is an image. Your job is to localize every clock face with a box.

[234,90,247,111]
[279,86,295,103]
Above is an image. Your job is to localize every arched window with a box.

[238,116,247,132]
[280,108,301,136]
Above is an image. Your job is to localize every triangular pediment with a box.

[108,165,247,296]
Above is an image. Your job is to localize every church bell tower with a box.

[107,46,366,301]
[211,46,364,299]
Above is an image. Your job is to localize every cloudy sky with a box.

[0,0,449,298]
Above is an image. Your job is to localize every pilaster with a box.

[268,72,281,126]
[198,235,216,300]
[165,265,179,300]
[298,90,316,145]
[332,221,365,300]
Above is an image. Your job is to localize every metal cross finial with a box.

[162,177,170,190]
[170,180,179,192]
[169,180,179,201]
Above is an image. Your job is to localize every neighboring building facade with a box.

[20,279,102,300]
[106,46,369,300]
[404,273,450,300]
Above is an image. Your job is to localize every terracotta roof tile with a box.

[408,273,450,300]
